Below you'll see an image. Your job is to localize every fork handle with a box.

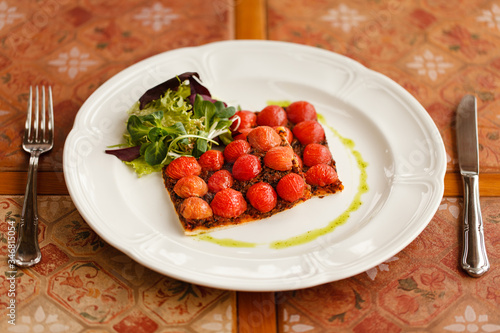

[15,150,42,267]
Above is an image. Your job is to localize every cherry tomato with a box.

[292,120,325,145]
[232,154,262,181]
[223,139,251,163]
[257,105,288,127]
[230,110,257,132]
[286,101,317,124]
[198,150,224,171]
[166,156,201,179]
[180,197,213,220]
[276,173,306,202]
[264,146,294,171]
[247,126,282,152]
[302,143,332,167]
[273,126,293,144]
[305,164,339,186]
[233,128,253,141]
[174,175,208,198]
[246,182,277,213]
[208,170,233,193]
[210,188,247,218]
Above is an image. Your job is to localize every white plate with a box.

[63,40,446,291]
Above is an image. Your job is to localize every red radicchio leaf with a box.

[138,72,211,109]
[105,145,141,161]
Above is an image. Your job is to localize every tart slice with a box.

[162,101,343,235]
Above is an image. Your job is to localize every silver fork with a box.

[14,86,54,267]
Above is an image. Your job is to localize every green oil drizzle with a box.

[196,113,369,249]
[196,234,257,247]
[270,113,369,249]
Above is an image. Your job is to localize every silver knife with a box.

[456,95,489,277]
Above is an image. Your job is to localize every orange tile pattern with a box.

[0,196,236,332]
[0,0,234,172]
[268,0,500,173]
[0,0,236,331]
[1,0,500,332]
[267,0,500,331]
[276,198,500,332]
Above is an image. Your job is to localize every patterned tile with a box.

[278,303,324,333]
[475,267,500,309]
[353,312,402,333]
[38,195,75,223]
[142,276,227,325]
[52,210,106,256]
[112,309,159,333]
[433,297,500,333]
[0,262,40,316]
[191,294,235,333]
[48,261,133,324]
[0,296,84,333]
[31,243,70,276]
[98,245,159,287]
[283,279,371,329]
[378,264,462,326]
[400,46,460,87]
[402,213,456,259]
[46,42,103,81]
[78,18,151,62]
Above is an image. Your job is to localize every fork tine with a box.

[25,86,33,140]
[47,86,54,144]
[34,86,39,143]
[41,86,46,143]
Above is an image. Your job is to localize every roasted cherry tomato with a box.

[286,101,317,124]
[210,188,247,218]
[276,173,306,202]
[292,120,325,145]
[246,182,277,213]
[302,143,332,167]
[208,170,234,193]
[247,126,282,152]
[232,154,262,181]
[230,110,257,133]
[264,146,294,171]
[174,175,208,198]
[166,156,201,179]
[180,197,213,220]
[198,150,224,171]
[223,139,252,163]
[305,164,339,186]
[257,105,288,127]
[232,128,253,141]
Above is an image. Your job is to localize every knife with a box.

[456,95,489,277]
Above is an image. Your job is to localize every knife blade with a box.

[456,95,489,277]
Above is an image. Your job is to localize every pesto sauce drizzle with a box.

[195,112,369,249]
[269,113,368,249]
[196,234,257,247]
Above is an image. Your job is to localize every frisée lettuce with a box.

[105,72,236,177]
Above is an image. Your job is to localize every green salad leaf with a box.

[105,74,236,177]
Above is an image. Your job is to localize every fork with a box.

[14,86,54,267]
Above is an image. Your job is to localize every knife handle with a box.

[461,174,489,277]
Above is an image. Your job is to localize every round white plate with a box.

[63,40,446,291]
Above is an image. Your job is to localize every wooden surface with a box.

[235,0,267,39]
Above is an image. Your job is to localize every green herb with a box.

[116,91,235,176]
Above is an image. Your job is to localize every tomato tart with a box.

[162,101,344,235]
